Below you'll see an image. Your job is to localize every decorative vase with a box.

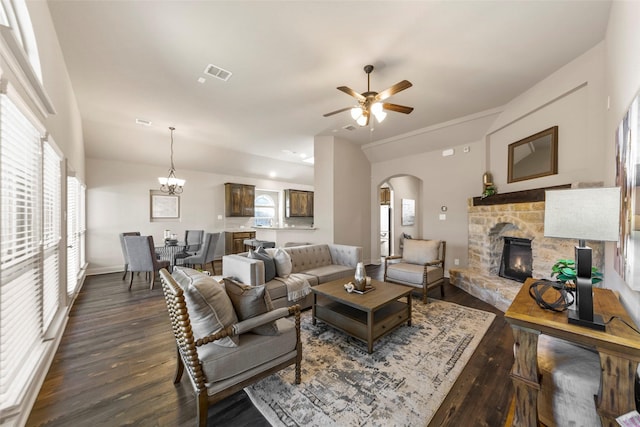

[354,262,366,291]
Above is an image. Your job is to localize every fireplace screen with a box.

[499,237,533,282]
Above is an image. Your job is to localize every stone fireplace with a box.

[499,237,533,282]
[449,189,604,312]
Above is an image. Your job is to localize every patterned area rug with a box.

[245,298,495,426]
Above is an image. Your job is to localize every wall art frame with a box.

[507,126,558,183]
[150,190,180,222]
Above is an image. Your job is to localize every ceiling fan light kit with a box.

[324,64,413,127]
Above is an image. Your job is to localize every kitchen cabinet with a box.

[285,189,313,217]
[225,183,255,217]
[225,231,256,254]
[380,187,391,205]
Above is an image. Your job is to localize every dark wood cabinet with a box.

[285,189,313,217]
[225,231,256,254]
[380,187,391,205]
[225,183,255,217]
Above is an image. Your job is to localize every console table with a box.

[505,278,640,427]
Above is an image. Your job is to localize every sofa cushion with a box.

[273,248,292,278]
[223,278,278,336]
[248,248,276,282]
[304,264,355,283]
[173,267,239,348]
[386,262,443,287]
[265,273,318,301]
[403,239,440,265]
[284,244,333,273]
[198,317,297,384]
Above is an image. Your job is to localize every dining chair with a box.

[123,235,171,290]
[119,231,141,280]
[182,232,221,274]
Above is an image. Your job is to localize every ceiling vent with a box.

[343,124,357,131]
[204,64,232,82]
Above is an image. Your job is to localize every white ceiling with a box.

[46,0,611,185]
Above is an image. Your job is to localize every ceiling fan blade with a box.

[383,103,414,114]
[337,86,366,101]
[376,80,412,101]
[323,106,353,117]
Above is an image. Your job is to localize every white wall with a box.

[372,139,484,273]
[28,1,85,179]
[314,135,372,262]
[604,0,640,325]
[86,157,312,274]
[487,43,606,192]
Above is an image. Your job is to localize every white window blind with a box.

[42,140,61,330]
[66,175,79,295]
[0,92,45,408]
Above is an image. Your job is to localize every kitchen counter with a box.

[254,227,317,247]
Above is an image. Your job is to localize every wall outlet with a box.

[217,214,223,220]
[454,258,460,265]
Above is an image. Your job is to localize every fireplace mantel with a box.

[472,184,571,206]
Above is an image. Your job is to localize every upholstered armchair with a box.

[384,239,446,303]
[119,231,140,280]
[159,268,301,427]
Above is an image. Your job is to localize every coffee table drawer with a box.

[315,300,409,342]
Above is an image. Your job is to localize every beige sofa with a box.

[222,243,362,309]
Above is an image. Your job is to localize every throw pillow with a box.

[248,247,276,282]
[223,277,279,335]
[273,247,292,278]
[177,272,239,347]
[403,239,440,265]
[172,266,207,288]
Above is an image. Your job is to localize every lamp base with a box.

[567,309,606,331]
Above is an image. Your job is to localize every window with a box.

[0,90,61,411]
[254,193,277,227]
[66,175,85,296]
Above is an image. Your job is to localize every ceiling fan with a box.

[323,64,413,127]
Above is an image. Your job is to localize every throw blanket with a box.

[273,274,312,301]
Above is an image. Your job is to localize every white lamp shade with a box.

[350,107,363,120]
[356,114,368,126]
[374,110,387,123]
[371,102,383,114]
[544,187,621,242]
[158,176,186,186]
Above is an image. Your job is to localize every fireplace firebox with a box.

[499,237,533,282]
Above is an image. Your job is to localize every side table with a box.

[505,278,640,427]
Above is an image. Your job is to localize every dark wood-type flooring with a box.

[27,262,514,427]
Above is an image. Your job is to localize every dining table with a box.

[155,242,186,267]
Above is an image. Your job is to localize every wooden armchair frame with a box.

[159,269,301,427]
[384,240,446,303]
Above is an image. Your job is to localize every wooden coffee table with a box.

[311,278,412,353]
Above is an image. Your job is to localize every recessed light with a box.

[299,153,307,159]
[197,77,206,84]
[303,157,314,164]
[136,118,152,126]
[269,171,277,178]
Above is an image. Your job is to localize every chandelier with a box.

[158,126,185,194]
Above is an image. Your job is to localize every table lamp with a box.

[544,187,621,330]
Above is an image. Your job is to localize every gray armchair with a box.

[119,231,140,280]
[174,229,205,264]
[384,239,446,303]
[159,268,301,427]
[182,232,221,274]
[123,235,170,290]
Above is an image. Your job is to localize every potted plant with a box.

[551,259,603,285]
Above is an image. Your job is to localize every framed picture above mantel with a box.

[507,126,558,183]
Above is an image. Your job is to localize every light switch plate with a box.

[439,214,446,220]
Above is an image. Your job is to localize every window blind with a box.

[66,175,78,295]
[41,140,61,331]
[0,92,44,407]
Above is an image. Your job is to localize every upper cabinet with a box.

[285,189,314,217]
[380,187,391,205]
[225,183,255,217]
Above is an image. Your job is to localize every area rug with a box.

[245,298,496,426]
